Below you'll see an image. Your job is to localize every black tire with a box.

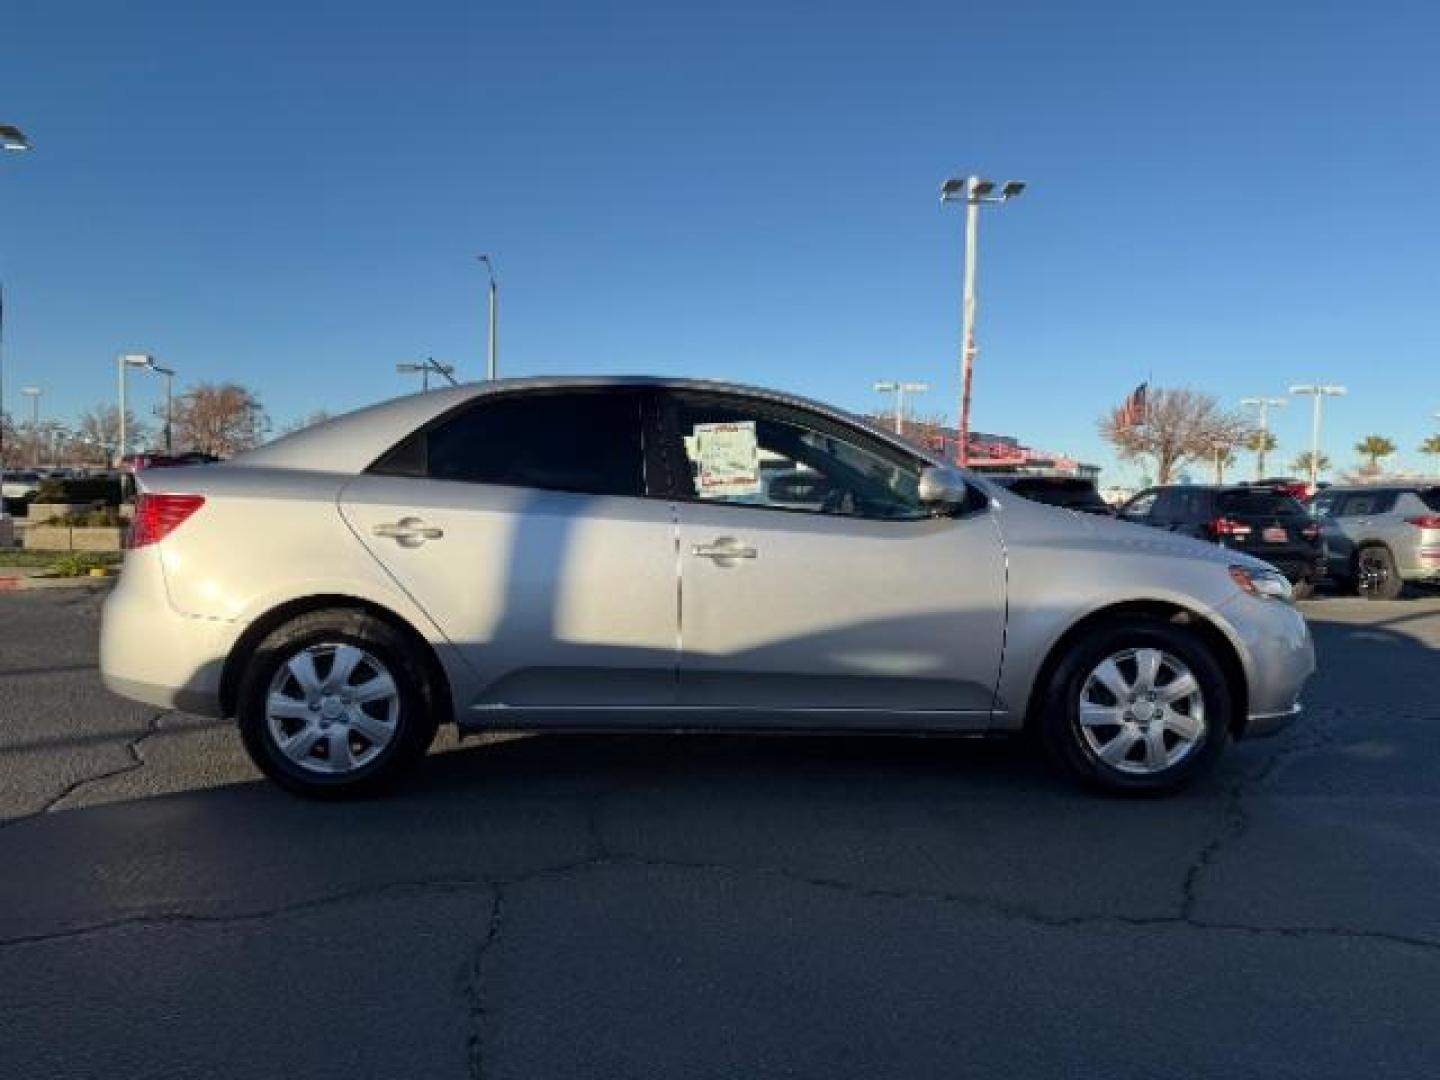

[237,608,440,798]
[1290,578,1316,601]
[1356,545,1404,601]
[1037,617,1232,795]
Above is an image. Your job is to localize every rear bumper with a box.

[99,547,241,718]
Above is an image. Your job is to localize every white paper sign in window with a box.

[692,421,762,498]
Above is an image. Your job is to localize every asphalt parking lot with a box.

[2,586,1438,1079]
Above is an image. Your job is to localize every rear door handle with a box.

[372,517,444,547]
[692,537,758,565]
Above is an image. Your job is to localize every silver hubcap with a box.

[1077,647,1206,775]
[266,643,400,775]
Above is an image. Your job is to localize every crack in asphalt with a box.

[0,709,171,829]
[2,841,1436,956]
[1177,703,1345,922]
[463,888,506,1080]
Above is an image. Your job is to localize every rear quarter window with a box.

[1419,488,1440,512]
[1217,490,1307,517]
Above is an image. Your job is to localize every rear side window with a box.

[373,391,647,497]
[1152,488,1210,521]
[1339,491,1397,517]
[1217,490,1307,517]
[1007,479,1104,508]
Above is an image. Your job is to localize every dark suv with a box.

[1118,484,1325,598]
[985,475,1114,515]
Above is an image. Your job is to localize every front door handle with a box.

[372,517,444,548]
[691,536,758,565]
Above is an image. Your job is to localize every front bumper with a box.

[100,547,242,718]
[1244,703,1302,738]
[1216,591,1316,739]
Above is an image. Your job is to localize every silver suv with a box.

[1311,485,1440,599]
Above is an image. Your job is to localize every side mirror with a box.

[918,465,968,511]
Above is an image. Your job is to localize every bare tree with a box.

[1099,387,1251,484]
[77,405,150,463]
[280,409,333,435]
[172,383,268,457]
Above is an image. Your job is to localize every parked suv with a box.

[1117,484,1326,598]
[1309,485,1440,600]
[101,378,1315,797]
[985,474,1114,516]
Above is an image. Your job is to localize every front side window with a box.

[1309,492,1339,519]
[666,396,925,520]
[373,390,647,498]
[1121,490,1159,518]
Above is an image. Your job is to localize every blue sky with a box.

[2,0,1438,481]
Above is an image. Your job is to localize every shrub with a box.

[39,508,125,528]
[33,477,123,506]
[49,552,113,577]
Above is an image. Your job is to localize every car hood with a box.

[985,487,1276,573]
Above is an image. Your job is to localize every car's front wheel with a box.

[237,609,439,797]
[1038,618,1232,794]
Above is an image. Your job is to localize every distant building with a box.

[873,416,1101,480]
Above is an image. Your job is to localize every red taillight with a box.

[1405,515,1440,529]
[127,493,205,548]
[1209,517,1251,538]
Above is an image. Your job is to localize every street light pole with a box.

[478,254,498,380]
[1,124,32,517]
[117,353,155,465]
[1289,383,1347,490]
[20,386,40,466]
[940,175,1025,467]
[873,380,930,435]
[1239,395,1286,479]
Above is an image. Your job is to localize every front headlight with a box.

[1229,564,1294,603]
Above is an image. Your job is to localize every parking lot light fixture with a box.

[117,353,156,465]
[873,379,930,435]
[1289,383,1347,490]
[940,173,1026,467]
[20,386,41,466]
[1240,396,1287,479]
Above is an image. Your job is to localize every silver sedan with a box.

[100,377,1315,796]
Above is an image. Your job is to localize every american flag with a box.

[1116,381,1148,429]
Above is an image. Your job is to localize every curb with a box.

[0,572,116,592]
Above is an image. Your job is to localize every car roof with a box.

[234,375,949,475]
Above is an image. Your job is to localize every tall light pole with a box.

[20,386,40,466]
[129,356,177,453]
[477,254,498,380]
[940,174,1025,467]
[873,380,930,435]
[1289,383,1347,490]
[1239,395,1286,479]
[1,124,31,515]
[116,353,154,465]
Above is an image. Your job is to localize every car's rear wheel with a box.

[237,609,439,797]
[1038,618,1231,794]
[1356,545,1404,601]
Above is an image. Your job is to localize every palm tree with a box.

[1421,434,1440,475]
[1291,450,1330,477]
[1355,434,1397,473]
[1245,429,1278,477]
